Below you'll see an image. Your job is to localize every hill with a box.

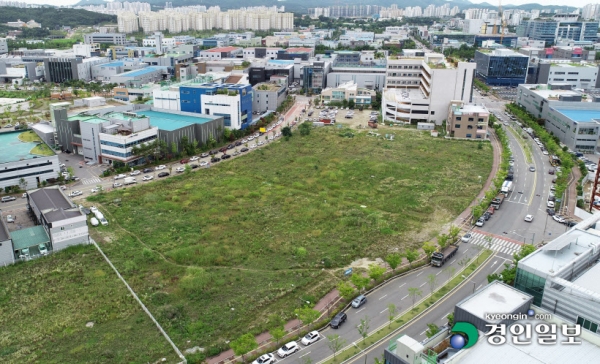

[0,7,116,29]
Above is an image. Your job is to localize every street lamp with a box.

[511,230,535,245]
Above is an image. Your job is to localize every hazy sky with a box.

[10,0,592,8]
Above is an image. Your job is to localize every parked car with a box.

[219,147,228,153]
[483,211,491,221]
[351,294,367,308]
[200,161,208,167]
[190,164,199,169]
[547,201,555,208]
[158,172,169,178]
[564,220,577,227]
[227,144,235,149]
[553,215,565,223]
[241,147,249,152]
[222,154,231,160]
[100,217,108,226]
[301,331,321,346]
[190,156,200,161]
[201,152,210,158]
[524,215,534,222]
[180,159,190,164]
[90,217,99,226]
[155,165,166,170]
[39,243,48,255]
[175,166,185,173]
[235,141,242,146]
[91,187,101,193]
[1,196,16,203]
[130,170,141,176]
[461,233,472,243]
[330,312,347,329]
[252,354,275,364]
[475,217,485,227]
[114,174,126,180]
[546,208,555,216]
[549,169,555,175]
[6,215,14,223]
[143,168,153,173]
[142,175,154,181]
[69,191,83,197]
[277,341,299,358]
[211,157,221,163]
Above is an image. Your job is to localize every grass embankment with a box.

[30,143,54,156]
[0,245,180,363]
[18,131,41,143]
[2,127,492,362]
[321,249,494,364]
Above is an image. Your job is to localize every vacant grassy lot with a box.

[83,127,492,358]
[0,245,179,364]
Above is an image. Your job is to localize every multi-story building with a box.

[382,52,476,125]
[91,60,146,82]
[446,101,489,139]
[528,61,600,89]
[243,48,283,60]
[302,61,330,94]
[179,82,253,130]
[249,61,295,86]
[474,49,529,86]
[252,82,287,113]
[0,38,8,55]
[518,19,599,45]
[117,11,139,33]
[83,33,126,45]
[320,81,375,107]
[516,83,600,152]
[110,66,168,87]
[327,50,387,91]
[43,57,109,83]
[197,46,243,60]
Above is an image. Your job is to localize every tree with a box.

[437,234,450,249]
[348,99,355,109]
[337,281,356,301]
[425,323,440,338]
[449,225,461,242]
[387,303,397,328]
[295,307,320,329]
[422,242,437,260]
[404,249,419,268]
[407,287,422,310]
[326,334,346,358]
[18,178,27,191]
[351,273,370,292]
[426,273,437,296]
[282,126,292,137]
[230,333,258,363]
[385,253,401,271]
[447,312,454,326]
[299,122,311,136]
[269,327,286,346]
[356,316,370,345]
[368,264,386,282]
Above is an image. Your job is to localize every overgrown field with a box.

[1,127,492,362]
[0,245,179,364]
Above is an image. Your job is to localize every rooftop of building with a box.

[383,87,427,103]
[0,131,54,164]
[456,281,532,324]
[28,187,73,212]
[205,46,241,53]
[104,112,148,122]
[43,208,83,223]
[286,47,313,53]
[115,66,166,78]
[519,84,583,100]
[451,103,489,115]
[253,82,284,91]
[447,318,600,364]
[180,82,249,90]
[68,114,108,124]
[97,61,124,67]
[478,48,529,57]
[10,225,49,251]
[135,109,218,131]
[556,109,600,123]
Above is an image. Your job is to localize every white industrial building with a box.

[382,51,476,125]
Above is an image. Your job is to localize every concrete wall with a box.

[327,72,386,91]
[0,221,13,266]
[49,215,89,252]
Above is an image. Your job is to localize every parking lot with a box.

[493,86,518,101]
[2,204,36,232]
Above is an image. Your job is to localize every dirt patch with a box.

[347,257,385,269]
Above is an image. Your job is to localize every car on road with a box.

[201,152,210,158]
[130,170,141,176]
[190,156,200,161]
[200,161,208,167]
[232,151,240,156]
[235,141,242,146]
[158,172,169,178]
[180,159,190,164]
[114,174,126,180]
[69,191,83,197]
[250,144,257,149]
[548,169,555,175]
[252,354,275,364]
[301,331,321,346]
[553,215,565,223]
[546,208,555,216]
[143,168,153,173]
[241,147,249,152]
[190,164,199,169]
[351,294,367,308]
[330,312,347,329]
[1,196,16,203]
[211,157,221,163]
[91,187,101,193]
[155,165,166,170]
[508,161,514,166]
[222,154,231,160]
[524,214,534,222]
[547,201,555,208]
[475,217,485,227]
[461,233,472,243]
[277,341,299,358]
[241,139,248,143]
[175,167,185,173]
[529,166,536,172]
[483,211,491,221]
[142,175,154,181]
[552,178,557,184]
[6,215,14,223]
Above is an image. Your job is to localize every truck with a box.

[94,210,104,221]
[501,180,512,195]
[431,244,459,267]
[491,194,505,209]
[124,177,137,185]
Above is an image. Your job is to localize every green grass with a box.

[2,127,492,362]
[0,245,179,364]
[18,131,41,143]
[30,143,54,156]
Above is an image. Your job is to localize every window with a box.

[554,78,564,81]
[456,117,461,121]
[455,124,461,128]
[431,111,435,115]
[478,118,484,122]
[577,316,599,333]
[567,79,577,81]
[467,125,473,129]
[466,134,472,138]
[468,118,474,122]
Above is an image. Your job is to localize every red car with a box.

[180,159,189,164]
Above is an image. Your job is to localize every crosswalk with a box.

[81,177,102,185]
[468,231,522,256]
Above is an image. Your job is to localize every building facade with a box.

[252,82,287,113]
[84,33,127,45]
[446,101,489,139]
[475,49,529,86]
[320,81,375,106]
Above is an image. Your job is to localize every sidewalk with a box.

[564,164,582,219]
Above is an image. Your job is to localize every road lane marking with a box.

[299,352,311,358]
[419,330,426,336]
[416,271,424,277]
[401,294,408,300]
[420,282,426,287]
[463,249,469,254]
[399,283,406,288]
[436,271,442,276]
[440,312,451,321]
[356,308,366,314]
[379,294,388,300]
[450,260,456,264]
[380,308,388,314]
[477,284,482,290]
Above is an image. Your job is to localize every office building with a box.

[197,46,243,60]
[84,33,127,45]
[320,81,375,107]
[249,61,295,87]
[302,61,330,94]
[0,38,7,55]
[474,49,529,86]
[382,52,476,125]
[43,57,109,83]
[529,61,600,89]
[243,48,283,60]
[518,19,599,45]
[446,101,490,139]
[179,82,253,130]
[252,82,287,113]
[110,66,168,87]
[326,50,387,91]
[516,84,600,152]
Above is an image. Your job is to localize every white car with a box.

[90,206,98,214]
[200,161,208,167]
[269,136,274,140]
[241,139,248,143]
[248,136,254,141]
[301,331,321,346]
[114,174,126,180]
[547,201,555,208]
[461,233,472,243]
[130,170,141,176]
[155,165,166,170]
[190,156,200,161]
[250,144,257,149]
[524,214,534,222]
[91,187,101,193]
[142,175,154,181]
[277,341,300,358]
[6,215,14,223]
[175,166,185,173]
[100,217,108,226]
[542,150,549,155]
[258,141,264,146]
[69,191,83,197]
[252,354,275,364]
[553,215,565,223]
[39,243,48,255]
[90,217,99,226]
[113,182,123,188]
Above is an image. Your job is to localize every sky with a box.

[10,0,593,7]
